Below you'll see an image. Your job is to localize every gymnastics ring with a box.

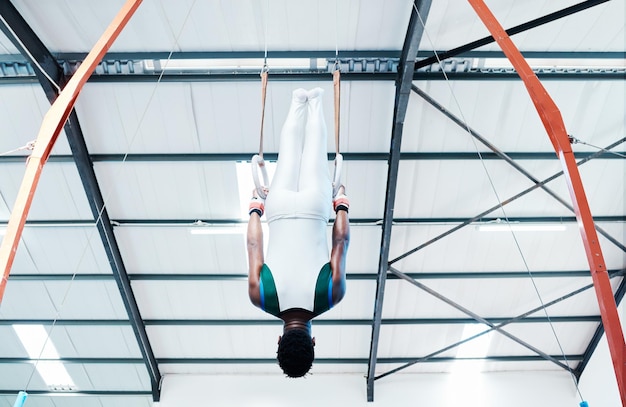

[332,153,343,198]
[251,154,269,199]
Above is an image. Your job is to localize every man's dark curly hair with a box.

[277,329,314,378]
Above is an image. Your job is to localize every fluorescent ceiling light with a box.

[145,58,323,72]
[476,222,567,232]
[189,225,246,235]
[12,325,76,391]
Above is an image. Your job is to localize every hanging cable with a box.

[331,0,343,198]
[412,3,586,403]
[251,0,271,199]
[332,61,343,198]
[0,141,35,156]
[570,135,626,158]
[258,0,269,161]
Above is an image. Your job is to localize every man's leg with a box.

[300,88,332,210]
[270,88,308,192]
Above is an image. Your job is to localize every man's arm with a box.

[247,199,265,308]
[330,187,350,305]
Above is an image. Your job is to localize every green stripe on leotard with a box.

[313,262,333,316]
[260,264,280,317]
[260,262,333,317]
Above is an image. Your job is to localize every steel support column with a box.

[366,0,432,401]
[468,0,626,404]
[0,0,163,401]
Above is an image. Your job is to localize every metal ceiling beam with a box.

[0,0,162,402]
[1,315,602,326]
[390,137,626,264]
[2,70,621,85]
[3,216,626,228]
[45,50,622,62]
[415,0,611,70]
[366,0,432,401]
[1,49,621,64]
[0,390,151,396]
[412,84,626,253]
[10,268,625,282]
[0,355,584,365]
[2,150,623,164]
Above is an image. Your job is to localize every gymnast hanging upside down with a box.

[247,87,350,378]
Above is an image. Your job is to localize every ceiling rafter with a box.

[2,150,624,164]
[8,268,625,282]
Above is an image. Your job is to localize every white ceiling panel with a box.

[0,395,153,407]
[341,161,387,218]
[148,325,282,358]
[342,225,383,274]
[0,84,71,155]
[133,280,255,319]
[115,227,248,274]
[0,364,47,394]
[394,160,575,218]
[0,30,19,54]
[0,362,149,393]
[14,0,416,53]
[7,227,111,275]
[422,0,623,52]
[0,281,129,319]
[52,326,141,358]
[405,80,625,154]
[0,163,92,221]
[388,223,604,272]
[94,162,241,219]
[378,276,600,319]
[488,322,598,356]
[76,80,394,155]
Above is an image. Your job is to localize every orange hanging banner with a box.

[467,0,626,404]
[0,0,143,304]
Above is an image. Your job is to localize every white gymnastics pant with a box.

[265,88,332,223]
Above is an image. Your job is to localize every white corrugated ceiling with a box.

[0,0,624,406]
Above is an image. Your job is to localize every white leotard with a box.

[264,88,332,313]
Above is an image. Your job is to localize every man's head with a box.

[277,329,315,377]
